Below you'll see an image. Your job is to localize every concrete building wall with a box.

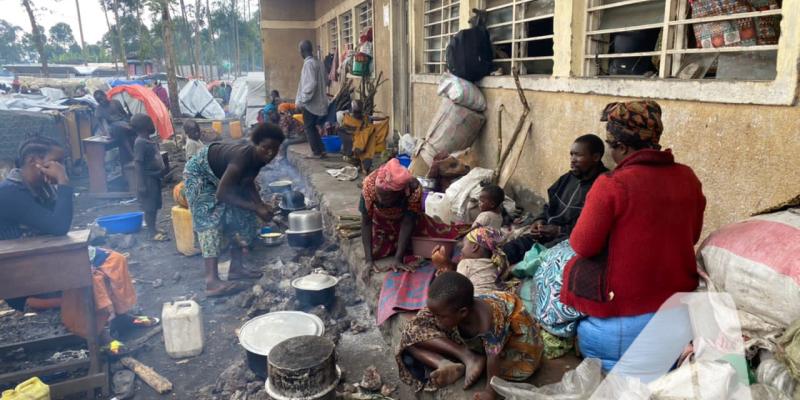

[411,82,800,237]
[261,27,316,98]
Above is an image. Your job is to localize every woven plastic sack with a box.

[437,72,487,112]
[414,97,485,169]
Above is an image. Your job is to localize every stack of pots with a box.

[286,210,324,248]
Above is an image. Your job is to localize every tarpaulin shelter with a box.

[108,85,174,139]
[228,73,267,127]
[179,80,225,120]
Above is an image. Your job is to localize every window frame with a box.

[582,0,783,80]
[329,19,339,55]
[358,1,374,31]
[485,0,555,76]
[340,10,355,50]
[410,0,799,105]
[420,0,462,74]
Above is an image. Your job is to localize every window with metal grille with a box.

[422,0,461,74]
[329,19,339,54]
[582,0,782,80]
[485,0,555,75]
[358,1,373,31]
[341,11,354,49]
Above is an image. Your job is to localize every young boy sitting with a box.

[183,119,205,161]
[431,226,508,293]
[472,184,504,230]
[131,114,167,241]
[396,272,543,399]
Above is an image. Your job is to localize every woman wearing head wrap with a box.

[561,100,706,379]
[360,159,467,272]
[431,226,509,293]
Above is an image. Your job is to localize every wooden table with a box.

[82,136,134,198]
[0,230,108,398]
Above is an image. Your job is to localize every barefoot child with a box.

[472,184,504,230]
[131,114,167,241]
[431,226,508,293]
[396,272,543,399]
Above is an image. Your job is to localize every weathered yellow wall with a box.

[371,0,392,118]
[261,27,316,98]
[411,82,800,237]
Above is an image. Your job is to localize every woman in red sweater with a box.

[561,100,706,379]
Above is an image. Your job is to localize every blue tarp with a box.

[108,79,147,88]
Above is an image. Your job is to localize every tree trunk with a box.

[193,0,204,79]
[135,0,146,63]
[100,0,119,73]
[178,0,195,77]
[232,0,240,77]
[111,0,129,78]
[75,0,88,65]
[162,1,181,116]
[21,0,48,77]
[206,0,216,79]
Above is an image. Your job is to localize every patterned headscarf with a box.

[601,100,663,149]
[375,158,413,192]
[278,102,296,114]
[466,227,509,276]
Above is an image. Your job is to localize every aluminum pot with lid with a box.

[287,210,323,233]
[280,190,306,212]
[291,273,339,308]
[238,311,325,379]
[268,180,293,194]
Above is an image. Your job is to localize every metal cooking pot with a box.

[260,232,284,246]
[286,230,324,248]
[238,311,325,379]
[268,180,293,194]
[280,191,306,212]
[291,273,339,308]
[287,210,323,233]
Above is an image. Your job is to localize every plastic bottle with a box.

[162,300,204,359]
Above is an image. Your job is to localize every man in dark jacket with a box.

[503,134,608,264]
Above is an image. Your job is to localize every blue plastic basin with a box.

[96,212,144,234]
[396,155,411,168]
[321,135,342,153]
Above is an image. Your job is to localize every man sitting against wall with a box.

[502,134,608,265]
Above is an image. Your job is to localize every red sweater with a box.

[561,149,706,318]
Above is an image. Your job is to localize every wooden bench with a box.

[0,230,108,398]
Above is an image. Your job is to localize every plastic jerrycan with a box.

[1,377,50,400]
[229,120,243,140]
[171,206,199,256]
[162,300,204,358]
[424,192,453,224]
[211,120,223,136]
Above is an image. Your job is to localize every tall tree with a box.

[74,0,87,64]
[111,0,130,78]
[178,0,195,76]
[193,0,203,79]
[205,0,216,79]
[99,0,119,72]
[48,22,77,54]
[21,0,47,76]
[0,20,23,64]
[149,0,180,115]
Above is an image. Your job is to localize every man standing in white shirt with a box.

[295,40,329,158]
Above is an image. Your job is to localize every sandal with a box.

[112,314,160,332]
[227,268,263,280]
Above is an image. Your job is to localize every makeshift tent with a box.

[108,85,174,139]
[108,79,147,87]
[178,80,225,120]
[227,73,267,127]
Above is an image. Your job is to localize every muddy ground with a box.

[1,157,412,399]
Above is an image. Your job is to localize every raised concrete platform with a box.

[285,144,580,399]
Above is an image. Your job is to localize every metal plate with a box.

[291,274,338,291]
[239,311,325,356]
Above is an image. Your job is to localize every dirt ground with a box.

[1,157,411,399]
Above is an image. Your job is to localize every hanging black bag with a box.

[445,9,493,82]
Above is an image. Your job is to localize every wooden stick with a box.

[496,104,505,167]
[120,356,173,394]
[495,68,530,185]
[126,325,163,352]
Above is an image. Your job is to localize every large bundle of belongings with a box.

[408,72,486,177]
